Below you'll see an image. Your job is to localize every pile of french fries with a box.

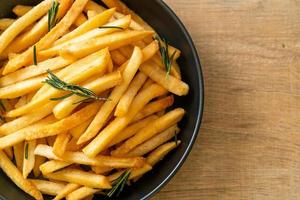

[0,0,190,199]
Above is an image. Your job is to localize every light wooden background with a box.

[154,0,300,199]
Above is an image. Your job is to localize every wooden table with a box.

[154,0,300,199]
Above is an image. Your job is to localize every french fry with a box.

[141,79,154,91]
[66,137,86,151]
[111,108,185,156]
[83,84,168,157]
[54,183,81,200]
[115,72,147,117]
[35,144,145,168]
[74,13,88,27]
[3,147,13,160]
[33,138,47,177]
[111,49,128,65]
[14,96,28,108]
[146,141,181,166]
[108,115,158,148]
[140,61,189,96]
[152,54,181,80]
[126,125,179,157]
[91,166,113,175]
[53,71,122,119]
[53,132,72,157]
[6,49,109,117]
[3,0,89,75]
[132,95,174,122]
[0,150,43,200]
[108,164,152,182]
[87,10,98,19]
[77,47,143,145]
[0,56,74,87]
[69,117,94,139]
[30,179,66,196]
[40,15,131,58]
[0,19,15,31]
[60,30,153,59]
[23,140,36,178]
[40,160,72,175]
[66,186,99,200]
[45,168,112,189]
[0,0,53,56]
[13,142,24,171]
[12,5,32,17]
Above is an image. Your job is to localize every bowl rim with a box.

[140,0,204,199]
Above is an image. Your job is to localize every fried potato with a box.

[33,138,47,177]
[30,179,66,196]
[66,186,99,200]
[39,160,72,175]
[13,142,24,171]
[53,132,72,157]
[54,183,81,200]
[74,13,88,27]
[0,19,15,31]
[23,140,36,178]
[12,5,32,17]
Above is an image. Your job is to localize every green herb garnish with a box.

[24,143,29,159]
[0,100,6,122]
[33,45,37,65]
[154,35,177,76]
[44,69,108,102]
[106,170,131,198]
[99,26,124,30]
[48,1,60,31]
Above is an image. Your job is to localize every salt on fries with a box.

[0,0,189,199]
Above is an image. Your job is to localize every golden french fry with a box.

[0,150,43,200]
[83,84,167,157]
[0,18,15,31]
[87,10,98,19]
[146,141,181,166]
[108,115,158,148]
[33,138,47,177]
[78,46,143,145]
[54,183,81,200]
[13,142,24,171]
[69,117,94,139]
[23,139,36,178]
[35,144,145,168]
[74,13,88,27]
[108,164,152,182]
[111,108,185,156]
[0,0,52,56]
[132,95,174,122]
[40,160,72,175]
[12,5,32,17]
[66,137,86,151]
[53,132,72,157]
[140,61,189,96]
[66,186,99,200]
[0,56,74,87]
[110,50,128,65]
[45,168,111,189]
[53,71,122,119]
[60,30,153,59]
[14,96,27,108]
[115,72,147,117]
[3,0,88,75]
[6,49,109,118]
[30,179,66,196]
[141,79,154,91]
[152,55,181,80]
[3,147,13,160]
[126,125,179,157]
[91,166,113,175]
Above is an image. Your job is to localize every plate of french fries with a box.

[0,0,203,199]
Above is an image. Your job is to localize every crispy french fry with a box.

[40,15,131,58]
[13,142,24,171]
[0,18,15,31]
[0,0,53,56]
[40,160,72,175]
[91,166,113,175]
[140,61,189,96]
[30,179,66,196]
[66,137,86,151]
[115,72,147,117]
[0,150,43,200]
[54,183,81,200]
[60,30,153,59]
[12,5,32,17]
[83,84,168,157]
[35,144,145,168]
[66,186,99,200]
[108,164,152,182]
[6,49,109,117]
[110,50,127,65]
[14,96,27,108]
[126,125,179,157]
[45,168,111,189]
[74,13,88,27]
[141,79,154,91]
[77,47,143,145]
[23,140,36,178]
[33,138,47,177]
[4,147,13,160]
[53,71,122,119]
[0,56,74,87]
[108,115,158,148]
[152,54,181,80]
[87,10,98,19]
[3,0,88,75]
[146,141,181,166]
[132,95,174,122]
[69,117,94,139]
[53,132,72,157]
[111,108,185,156]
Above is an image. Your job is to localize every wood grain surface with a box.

[154,0,300,199]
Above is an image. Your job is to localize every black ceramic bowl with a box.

[0,0,204,199]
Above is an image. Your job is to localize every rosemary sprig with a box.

[43,69,108,102]
[154,35,177,76]
[48,1,60,31]
[24,143,29,159]
[99,26,124,30]
[33,45,37,65]
[0,100,6,122]
[106,170,131,198]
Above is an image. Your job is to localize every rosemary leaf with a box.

[99,26,124,30]
[48,1,60,31]
[25,143,29,159]
[33,45,37,65]
[106,170,131,198]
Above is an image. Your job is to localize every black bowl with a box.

[0,0,204,199]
